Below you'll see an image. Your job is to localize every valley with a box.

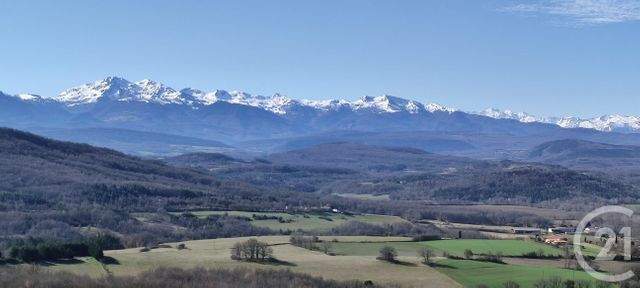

[2,127,640,287]
[3,2,639,287]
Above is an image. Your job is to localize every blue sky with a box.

[0,0,638,118]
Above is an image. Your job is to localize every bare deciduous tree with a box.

[418,248,435,265]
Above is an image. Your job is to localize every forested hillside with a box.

[170,142,639,204]
[0,128,323,248]
[1,128,638,253]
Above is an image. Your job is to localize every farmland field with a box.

[13,236,618,288]
[434,259,597,288]
[165,211,407,232]
[30,236,461,288]
[329,239,564,257]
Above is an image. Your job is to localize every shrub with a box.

[464,249,474,259]
[412,235,441,241]
[477,252,504,264]
[377,246,398,263]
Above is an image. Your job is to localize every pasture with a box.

[434,259,597,288]
[30,236,460,288]
[13,236,616,288]
[329,239,564,257]
[167,211,407,232]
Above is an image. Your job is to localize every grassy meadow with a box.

[18,235,613,288]
[30,236,460,288]
[164,211,407,232]
[434,259,597,288]
[329,239,564,257]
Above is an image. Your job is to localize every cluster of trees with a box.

[289,235,333,254]
[251,214,290,222]
[331,221,442,237]
[0,235,120,262]
[230,239,273,262]
[290,235,319,250]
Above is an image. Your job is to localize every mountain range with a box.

[1,76,639,157]
[478,108,640,134]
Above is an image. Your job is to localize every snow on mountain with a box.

[0,91,49,103]
[57,77,139,106]
[553,115,640,132]
[352,95,421,113]
[15,93,43,101]
[133,79,187,105]
[479,108,538,123]
[179,88,216,105]
[425,103,457,113]
[225,92,294,114]
[23,76,639,134]
[299,99,352,111]
[57,77,194,106]
[478,108,640,133]
[54,77,454,115]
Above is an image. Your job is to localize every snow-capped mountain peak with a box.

[298,98,352,111]
[479,108,538,123]
[477,108,640,133]
[223,91,294,114]
[556,115,640,132]
[353,95,424,114]
[57,76,137,106]
[425,103,456,113]
[133,79,185,104]
[180,88,216,105]
[55,77,454,115]
[48,77,640,134]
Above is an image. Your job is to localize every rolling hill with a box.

[170,142,638,204]
[529,139,640,171]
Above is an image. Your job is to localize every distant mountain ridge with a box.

[2,77,640,157]
[53,76,455,115]
[3,77,564,144]
[4,76,637,134]
[478,108,640,134]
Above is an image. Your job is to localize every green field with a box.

[167,211,407,232]
[329,239,564,257]
[434,259,597,288]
